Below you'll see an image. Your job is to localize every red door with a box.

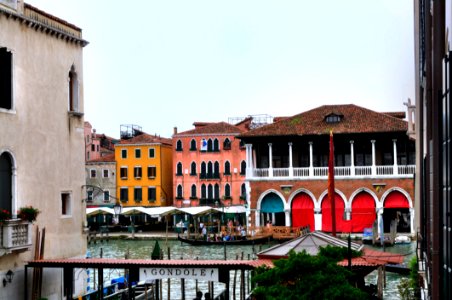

[351,192,376,233]
[321,193,346,232]
[291,193,315,231]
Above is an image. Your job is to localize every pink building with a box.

[84,121,117,161]
[172,120,252,208]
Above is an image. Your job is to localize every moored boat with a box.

[177,234,272,246]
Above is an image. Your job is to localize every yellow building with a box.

[115,129,173,207]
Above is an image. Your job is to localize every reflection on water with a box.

[364,242,417,300]
[88,239,417,299]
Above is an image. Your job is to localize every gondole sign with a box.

[140,267,219,281]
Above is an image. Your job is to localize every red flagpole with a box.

[328,130,336,237]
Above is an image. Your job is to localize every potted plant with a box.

[0,209,11,224]
[18,206,40,222]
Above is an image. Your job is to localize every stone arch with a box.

[349,188,378,233]
[256,189,287,226]
[380,188,413,234]
[288,189,316,231]
[319,189,347,233]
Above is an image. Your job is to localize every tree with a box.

[252,246,367,300]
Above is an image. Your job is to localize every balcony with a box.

[1,219,32,256]
[250,164,415,180]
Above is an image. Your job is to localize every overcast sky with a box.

[27,0,415,138]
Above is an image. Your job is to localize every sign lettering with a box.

[140,267,218,281]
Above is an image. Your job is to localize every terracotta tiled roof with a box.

[27,258,273,270]
[337,248,404,267]
[174,122,246,136]
[87,153,115,163]
[239,104,408,137]
[120,133,172,146]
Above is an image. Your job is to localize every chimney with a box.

[173,127,178,135]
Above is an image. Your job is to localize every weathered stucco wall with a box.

[0,2,87,298]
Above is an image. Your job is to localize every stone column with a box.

[350,140,355,176]
[245,144,253,178]
[371,140,376,176]
[309,142,313,177]
[288,142,293,177]
[393,139,398,175]
[268,143,273,178]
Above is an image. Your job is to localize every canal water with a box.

[87,238,416,299]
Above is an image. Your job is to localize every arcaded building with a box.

[239,104,415,238]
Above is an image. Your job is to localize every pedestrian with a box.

[204,292,211,300]
[193,290,203,300]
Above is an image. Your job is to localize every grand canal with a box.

[87,238,416,299]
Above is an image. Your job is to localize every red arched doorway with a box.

[291,192,315,231]
[321,193,346,232]
[350,192,376,233]
[383,191,411,233]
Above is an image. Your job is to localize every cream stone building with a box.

[0,1,88,298]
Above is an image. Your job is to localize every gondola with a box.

[177,234,272,246]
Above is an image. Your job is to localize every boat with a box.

[394,235,411,244]
[177,234,272,246]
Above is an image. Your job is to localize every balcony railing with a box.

[251,164,415,179]
[1,219,32,256]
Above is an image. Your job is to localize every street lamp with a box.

[113,200,122,224]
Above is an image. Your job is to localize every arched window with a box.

[240,183,246,200]
[224,161,231,175]
[214,184,220,200]
[191,184,197,198]
[207,184,213,199]
[190,162,197,175]
[223,138,231,150]
[176,140,183,151]
[201,184,207,199]
[214,161,220,178]
[213,139,219,152]
[200,162,207,179]
[176,162,183,176]
[68,65,79,112]
[225,184,231,198]
[207,139,213,152]
[207,161,213,179]
[240,160,246,175]
[190,139,197,151]
[0,152,13,212]
[176,184,183,199]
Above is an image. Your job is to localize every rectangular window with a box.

[120,167,128,179]
[135,148,141,158]
[121,149,127,159]
[134,187,142,202]
[120,188,128,201]
[103,169,109,178]
[148,187,156,202]
[87,191,93,202]
[90,169,96,178]
[134,166,142,178]
[149,148,155,158]
[147,166,156,178]
[91,144,95,151]
[103,191,110,202]
[61,192,72,216]
[0,47,13,110]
